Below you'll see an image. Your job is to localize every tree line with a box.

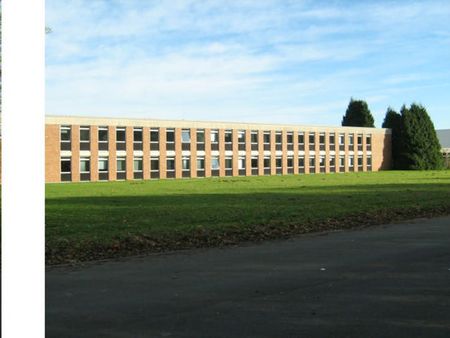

[341,98,443,170]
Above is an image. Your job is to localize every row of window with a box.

[60,154,372,181]
[60,126,372,152]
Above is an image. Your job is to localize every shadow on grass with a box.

[46,182,450,240]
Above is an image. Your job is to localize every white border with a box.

[2,0,45,337]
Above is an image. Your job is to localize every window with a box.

[211,156,220,170]
[182,156,190,177]
[98,127,108,150]
[134,128,143,142]
[367,155,372,169]
[80,126,90,143]
[134,157,143,178]
[251,156,258,169]
[319,155,326,169]
[225,130,232,143]
[330,155,336,167]
[166,129,175,143]
[197,157,205,170]
[80,157,90,181]
[182,129,190,143]
[358,155,363,167]
[275,132,282,145]
[150,157,159,178]
[309,155,316,168]
[319,133,325,145]
[60,157,71,181]
[80,126,91,150]
[319,133,325,150]
[287,156,293,168]
[251,131,258,144]
[366,135,372,150]
[309,132,315,144]
[98,157,109,180]
[150,128,159,143]
[238,130,245,144]
[225,157,233,170]
[298,132,305,144]
[134,128,143,150]
[98,157,108,172]
[182,156,190,171]
[116,127,126,143]
[166,157,175,178]
[197,129,205,143]
[117,157,126,172]
[276,157,282,169]
[357,134,363,145]
[339,133,345,145]
[60,126,71,142]
[238,156,246,169]
[166,129,175,150]
[80,127,91,142]
[60,126,71,150]
[166,157,175,171]
[263,131,270,144]
[298,156,305,168]
[134,157,143,172]
[210,130,219,143]
[61,157,71,173]
[349,134,354,147]
[264,157,271,169]
[80,157,90,173]
[339,156,345,168]
[286,132,293,145]
[150,157,159,172]
[329,133,335,145]
[349,155,355,167]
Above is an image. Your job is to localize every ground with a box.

[45,170,450,264]
[46,216,450,338]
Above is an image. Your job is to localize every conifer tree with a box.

[341,98,375,127]
[382,107,402,169]
[396,104,443,170]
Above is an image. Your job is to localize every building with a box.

[45,115,392,183]
[436,129,450,168]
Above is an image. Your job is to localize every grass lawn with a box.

[46,170,450,263]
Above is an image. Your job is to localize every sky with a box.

[46,0,450,128]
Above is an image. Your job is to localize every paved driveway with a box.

[46,216,450,337]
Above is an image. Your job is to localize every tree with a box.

[341,98,375,127]
[382,107,402,169]
[396,104,443,170]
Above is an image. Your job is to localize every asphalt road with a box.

[46,216,450,338]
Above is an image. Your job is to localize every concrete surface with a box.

[46,216,450,337]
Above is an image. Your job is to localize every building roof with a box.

[436,129,450,149]
[45,115,390,134]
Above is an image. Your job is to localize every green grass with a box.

[46,170,450,248]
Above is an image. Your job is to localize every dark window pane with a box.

[166,131,175,142]
[99,129,108,142]
[61,128,71,141]
[116,129,126,142]
[134,129,143,142]
[80,128,90,142]
[150,130,159,142]
[61,159,71,172]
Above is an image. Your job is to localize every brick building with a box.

[45,115,392,183]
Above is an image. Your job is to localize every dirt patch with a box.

[46,205,450,265]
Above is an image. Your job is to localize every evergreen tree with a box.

[396,104,443,170]
[382,107,402,169]
[341,98,375,127]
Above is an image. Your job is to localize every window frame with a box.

[79,126,90,143]
[116,127,126,144]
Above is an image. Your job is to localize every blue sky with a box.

[46,0,450,128]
